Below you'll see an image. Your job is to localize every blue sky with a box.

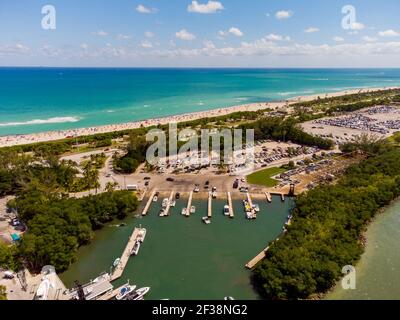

[0,0,400,67]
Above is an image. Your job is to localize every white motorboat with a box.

[113,258,121,268]
[223,205,230,216]
[116,283,136,300]
[131,240,141,256]
[162,198,169,208]
[159,209,166,217]
[252,204,260,212]
[152,195,158,202]
[190,206,196,214]
[170,200,176,207]
[136,228,146,243]
[202,217,211,225]
[128,287,150,300]
[181,208,187,216]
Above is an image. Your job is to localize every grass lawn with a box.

[388,132,400,146]
[246,167,287,187]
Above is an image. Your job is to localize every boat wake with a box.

[0,116,81,127]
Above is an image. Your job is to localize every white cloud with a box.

[175,29,196,41]
[92,30,108,36]
[228,27,243,37]
[117,34,131,40]
[136,4,157,14]
[378,29,399,37]
[187,1,224,14]
[275,10,293,20]
[140,40,153,49]
[350,22,365,31]
[219,27,244,37]
[265,34,291,41]
[80,43,88,50]
[145,31,155,38]
[333,36,344,42]
[304,27,319,33]
[363,36,377,42]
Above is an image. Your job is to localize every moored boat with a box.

[127,287,150,300]
[190,206,196,214]
[116,283,136,300]
[131,240,141,256]
[181,207,187,215]
[223,205,230,216]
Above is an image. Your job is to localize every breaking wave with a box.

[0,116,81,127]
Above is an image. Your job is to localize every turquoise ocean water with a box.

[1,68,400,136]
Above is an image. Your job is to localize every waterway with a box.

[328,200,400,300]
[60,195,294,300]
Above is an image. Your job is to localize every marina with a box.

[60,195,294,300]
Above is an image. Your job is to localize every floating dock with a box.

[164,190,175,216]
[208,192,212,218]
[265,192,272,203]
[142,190,156,216]
[111,228,140,281]
[245,246,270,269]
[186,191,193,217]
[227,192,234,218]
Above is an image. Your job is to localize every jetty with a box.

[227,192,234,218]
[186,191,193,217]
[265,192,272,203]
[246,193,253,207]
[245,246,270,269]
[208,192,212,218]
[142,190,156,216]
[164,191,175,216]
[281,193,285,202]
[111,228,140,281]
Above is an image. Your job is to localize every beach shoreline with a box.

[0,86,398,148]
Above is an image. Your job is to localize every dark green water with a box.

[328,200,400,300]
[61,196,293,300]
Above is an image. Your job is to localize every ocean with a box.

[1,68,400,136]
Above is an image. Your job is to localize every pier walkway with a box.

[265,192,272,203]
[246,193,253,207]
[208,192,212,218]
[245,246,270,269]
[142,190,156,216]
[111,228,140,281]
[227,192,234,218]
[164,191,175,216]
[186,191,193,217]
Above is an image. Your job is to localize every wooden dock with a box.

[111,228,140,281]
[245,246,270,269]
[186,191,193,217]
[164,191,175,216]
[227,192,234,218]
[265,192,272,203]
[208,192,212,218]
[246,193,253,207]
[142,190,156,216]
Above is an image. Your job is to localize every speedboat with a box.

[181,208,187,216]
[224,296,235,300]
[202,217,211,225]
[252,204,260,212]
[136,228,146,243]
[170,200,176,207]
[190,206,196,214]
[152,195,158,202]
[159,209,166,217]
[116,284,136,300]
[162,198,169,208]
[128,287,150,300]
[175,192,180,199]
[131,240,141,256]
[223,205,230,216]
[113,258,121,268]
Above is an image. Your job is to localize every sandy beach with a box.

[0,86,398,148]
